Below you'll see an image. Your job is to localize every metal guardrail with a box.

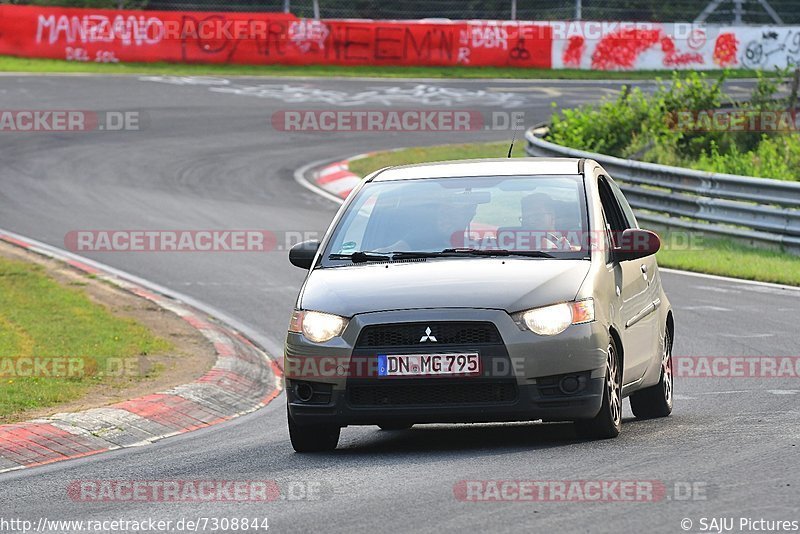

[525,126,800,254]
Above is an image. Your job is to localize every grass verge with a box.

[0,255,172,421]
[655,233,800,286]
[0,55,773,80]
[347,142,800,286]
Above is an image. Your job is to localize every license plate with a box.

[377,353,481,377]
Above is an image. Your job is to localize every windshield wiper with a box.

[329,251,391,263]
[441,248,555,258]
[331,248,556,263]
[390,251,456,259]
[392,248,555,259]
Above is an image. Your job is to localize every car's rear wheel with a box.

[288,406,340,453]
[630,329,673,419]
[574,337,622,440]
[378,424,413,431]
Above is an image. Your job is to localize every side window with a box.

[598,209,613,264]
[597,176,628,247]
[608,178,638,229]
[328,192,378,253]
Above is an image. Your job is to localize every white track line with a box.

[660,268,800,292]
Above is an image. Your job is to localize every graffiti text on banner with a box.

[2,5,799,70]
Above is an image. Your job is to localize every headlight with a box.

[513,298,595,336]
[288,310,349,343]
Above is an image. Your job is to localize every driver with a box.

[519,193,575,251]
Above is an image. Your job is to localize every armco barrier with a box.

[525,126,800,255]
[2,5,800,70]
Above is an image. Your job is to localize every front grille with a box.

[348,382,517,406]
[356,322,502,348]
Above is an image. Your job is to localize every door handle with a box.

[641,264,649,283]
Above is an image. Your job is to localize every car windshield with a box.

[323,175,589,265]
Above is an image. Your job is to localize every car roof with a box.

[369,157,583,182]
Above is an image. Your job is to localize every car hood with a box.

[299,258,591,317]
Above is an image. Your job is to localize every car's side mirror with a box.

[614,229,661,262]
[289,240,320,269]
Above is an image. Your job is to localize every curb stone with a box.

[307,152,376,200]
[0,231,283,473]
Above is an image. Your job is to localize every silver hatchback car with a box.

[285,158,674,452]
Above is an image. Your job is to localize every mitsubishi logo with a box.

[419,327,437,343]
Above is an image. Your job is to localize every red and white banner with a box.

[0,6,551,68]
[551,22,800,70]
[0,5,798,70]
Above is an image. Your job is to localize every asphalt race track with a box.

[0,75,797,533]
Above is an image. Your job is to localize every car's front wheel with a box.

[288,406,340,452]
[630,329,673,419]
[574,337,622,440]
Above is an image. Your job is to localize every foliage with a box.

[549,69,800,180]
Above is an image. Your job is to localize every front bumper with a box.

[287,378,605,426]
[285,308,608,427]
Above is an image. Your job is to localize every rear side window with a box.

[608,178,639,229]
[597,176,629,243]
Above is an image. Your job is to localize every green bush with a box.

[691,135,800,178]
[548,70,800,181]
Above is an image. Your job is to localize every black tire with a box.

[288,406,340,453]
[630,329,674,419]
[378,424,413,431]
[574,337,622,440]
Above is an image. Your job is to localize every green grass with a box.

[347,142,800,286]
[656,233,800,286]
[0,55,773,80]
[0,256,171,422]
